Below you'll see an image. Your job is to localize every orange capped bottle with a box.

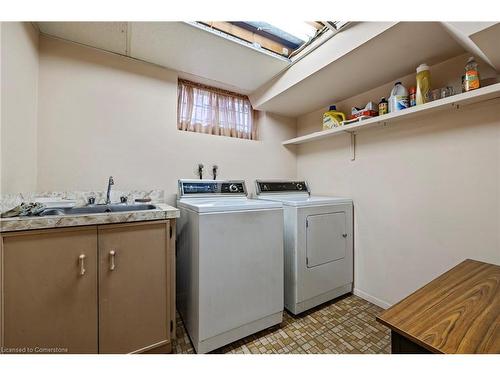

[464,57,480,92]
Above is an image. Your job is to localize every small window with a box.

[177,79,256,140]
[197,22,327,58]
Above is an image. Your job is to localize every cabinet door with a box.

[98,221,170,354]
[306,212,346,268]
[1,227,98,353]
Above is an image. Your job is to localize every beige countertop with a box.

[0,203,180,233]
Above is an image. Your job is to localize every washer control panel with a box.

[179,180,247,197]
[256,181,310,195]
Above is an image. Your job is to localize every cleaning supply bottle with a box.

[378,97,388,116]
[464,57,480,92]
[409,86,416,107]
[388,82,409,112]
[416,63,431,105]
[323,105,346,130]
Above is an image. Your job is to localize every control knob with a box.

[229,184,239,193]
[296,183,304,191]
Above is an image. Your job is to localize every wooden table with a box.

[377,259,500,354]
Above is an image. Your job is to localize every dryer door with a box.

[306,212,346,268]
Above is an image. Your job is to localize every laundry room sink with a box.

[39,204,157,216]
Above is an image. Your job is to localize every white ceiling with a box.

[37,22,129,54]
[36,22,290,94]
[470,23,500,72]
[36,21,498,118]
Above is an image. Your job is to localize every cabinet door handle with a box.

[79,254,86,276]
[109,250,116,271]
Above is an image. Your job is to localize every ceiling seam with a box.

[125,22,132,56]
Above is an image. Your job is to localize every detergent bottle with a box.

[388,82,409,112]
[416,63,431,105]
[323,105,346,130]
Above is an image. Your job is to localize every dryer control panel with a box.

[256,181,310,195]
[179,180,247,197]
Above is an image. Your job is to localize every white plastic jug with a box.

[389,82,409,112]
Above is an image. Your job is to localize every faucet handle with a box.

[120,196,128,203]
[88,196,96,205]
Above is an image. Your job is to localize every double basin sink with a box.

[39,204,157,216]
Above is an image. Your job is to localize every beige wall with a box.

[296,55,500,307]
[1,22,39,193]
[37,36,297,203]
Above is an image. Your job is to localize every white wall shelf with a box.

[283,82,500,146]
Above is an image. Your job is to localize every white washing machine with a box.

[176,179,284,353]
[255,180,353,315]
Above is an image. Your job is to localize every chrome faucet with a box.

[106,176,114,205]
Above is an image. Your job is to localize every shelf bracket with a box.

[350,132,356,161]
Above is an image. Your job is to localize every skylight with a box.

[267,21,320,42]
[243,22,321,48]
[197,21,328,58]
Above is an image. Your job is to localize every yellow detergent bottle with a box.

[416,63,431,105]
[323,105,346,130]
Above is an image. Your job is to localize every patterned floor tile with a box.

[172,294,390,354]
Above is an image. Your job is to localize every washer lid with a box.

[177,197,282,213]
[257,195,352,207]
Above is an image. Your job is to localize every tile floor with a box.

[173,294,391,354]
